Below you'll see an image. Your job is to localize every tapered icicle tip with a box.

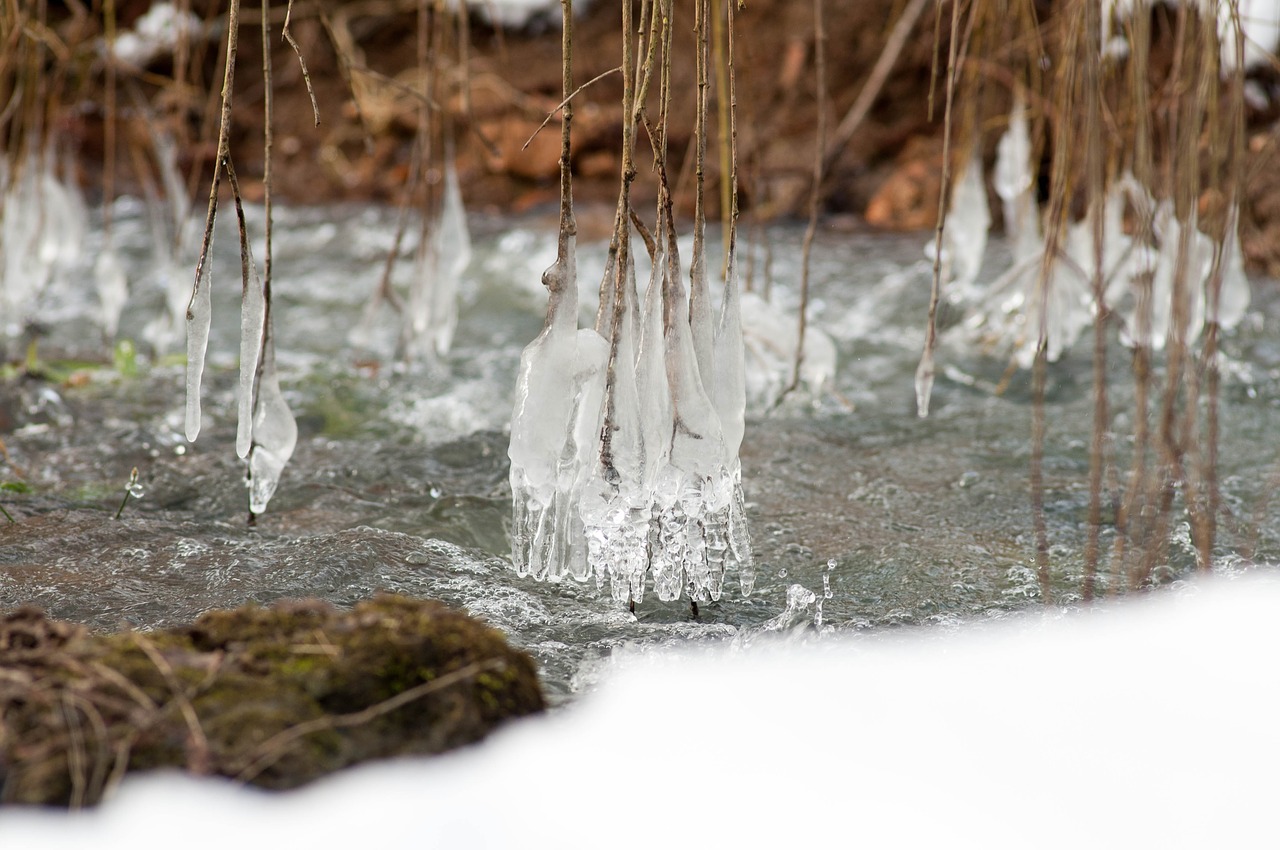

[185,400,201,442]
[914,349,934,419]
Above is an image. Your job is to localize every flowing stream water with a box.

[3,201,1278,704]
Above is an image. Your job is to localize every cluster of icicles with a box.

[0,137,195,356]
[349,159,471,361]
[930,90,1249,393]
[508,217,754,606]
[0,148,89,342]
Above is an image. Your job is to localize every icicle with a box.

[914,348,935,419]
[994,89,1040,267]
[689,219,716,390]
[657,236,731,603]
[0,147,88,341]
[510,234,592,580]
[559,329,609,581]
[247,324,297,514]
[713,249,754,595]
[95,245,129,340]
[236,232,267,459]
[738,291,837,407]
[581,252,650,604]
[429,157,472,356]
[142,133,196,355]
[1215,205,1251,331]
[935,146,990,302]
[404,157,472,360]
[636,231,672,482]
[184,216,215,442]
[713,251,746,460]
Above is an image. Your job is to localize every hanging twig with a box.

[185,0,244,442]
[773,0,826,409]
[281,0,320,126]
[822,0,931,179]
[915,0,965,419]
[520,66,622,151]
[1082,0,1107,602]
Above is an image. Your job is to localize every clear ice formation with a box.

[183,214,214,442]
[95,245,129,340]
[1103,0,1280,71]
[354,157,472,362]
[236,218,268,459]
[738,291,837,407]
[405,159,472,360]
[941,99,1250,374]
[510,221,754,605]
[247,324,298,514]
[934,146,991,304]
[509,234,608,582]
[142,133,199,356]
[0,148,88,342]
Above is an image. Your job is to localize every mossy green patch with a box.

[0,595,544,807]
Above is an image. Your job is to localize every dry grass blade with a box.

[131,633,212,776]
[234,658,506,784]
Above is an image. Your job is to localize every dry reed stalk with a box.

[1082,0,1108,601]
[917,0,968,420]
[776,0,825,407]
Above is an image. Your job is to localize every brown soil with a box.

[44,1,1280,271]
[63,1,950,224]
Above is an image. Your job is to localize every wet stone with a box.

[0,595,544,808]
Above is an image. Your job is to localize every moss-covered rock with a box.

[0,595,544,807]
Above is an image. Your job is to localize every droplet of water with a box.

[406,552,431,565]
[777,567,787,578]
[823,574,833,599]
[826,558,837,571]
[429,486,443,499]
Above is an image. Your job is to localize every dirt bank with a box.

[37,1,1280,272]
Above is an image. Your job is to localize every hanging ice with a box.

[247,322,298,515]
[580,253,650,604]
[651,234,733,603]
[993,90,1040,269]
[141,134,198,355]
[1102,1,1280,71]
[95,246,129,341]
[510,218,755,605]
[236,215,267,459]
[712,249,755,596]
[404,157,472,360]
[184,216,215,442]
[0,147,88,342]
[739,290,837,407]
[933,146,990,304]
[1215,206,1251,331]
[509,234,608,582]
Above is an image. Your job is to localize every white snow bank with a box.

[1,573,1277,848]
